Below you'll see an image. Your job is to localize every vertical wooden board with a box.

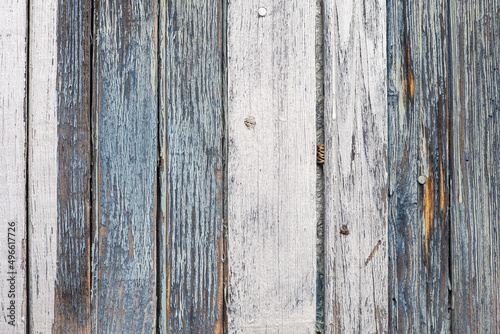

[413,1,451,332]
[387,0,451,332]
[450,1,500,332]
[323,0,387,332]
[227,1,317,332]
[29,0,91,331]
[158,0,225,332]
[0,1,27,332]
[54,0,92,332]
[28,0,59,332]
[91,1,158,332]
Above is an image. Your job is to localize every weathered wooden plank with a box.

[0,1,27,332]
[387,0,451,332]
[450,1,500,332]
[227,1,317,332]
[29,2,92,332]
[158,0,225,332]
[323,0,387,332]
[91,1,158,332]
[28,0,59,332]
[54,0,92,332]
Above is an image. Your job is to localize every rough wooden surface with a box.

[54,0,92,332]
[323,0,387,332]
[28,1,59,332]
[158,0,225,332]
[387,0,451,332]
[450,1,500,332]
[91,1,158,332]
[0,1,27,332]
[227,1,317,332]
[315,0,326,331]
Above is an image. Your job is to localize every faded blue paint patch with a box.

[158,0,225,332]
[92,1,158,333]
[55,0,92,331]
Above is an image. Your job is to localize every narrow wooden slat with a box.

[28,1,59,332]
[158,0,225,332]
[0,1,27,332]
[29,1,92,331]
[387,0,451,332]
[91,1,158,332]
[450,1,500,332]
[54,0,92,331]
[227,1,317,332]
[315,0,326,332]
[323,0,387,332]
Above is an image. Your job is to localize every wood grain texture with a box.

[323,0,387,332]
[227,1,317,332]
[91,1,158,332]
[28,1,59,332]
[158,0,225,332]
[0,1,27,332]
[387,0,451,332]
[450,0,500,332]
[315,0,326,331]
[54,0,92,332]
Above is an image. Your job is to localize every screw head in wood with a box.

[258,7,267,17]
[340,225,350,236]
[418,175,427,185]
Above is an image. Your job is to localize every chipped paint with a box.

[450,0,500,331]
[92,1,158,332]
[0,1,28,332]
[424,168,435,257]
[228,0,317,331]
[388,0,450,332]
[158,0,225,331]
[324,0,388,332]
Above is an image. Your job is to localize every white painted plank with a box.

[0,1,27,332]
[28,1,58,332]
[323,0,388,332]
[227,1,317,332]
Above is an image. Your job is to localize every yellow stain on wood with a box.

[166,262,171,328]
[213,236,225,334]
[408,69,415,101]
[402,47,415,102]
[439,162,445,211]
[424,165,434,257]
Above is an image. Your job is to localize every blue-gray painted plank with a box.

[92,1,158,332]
[55,0,92,332]
[450,0,500,332]
[158,0,225,332]
[388,0,451,332]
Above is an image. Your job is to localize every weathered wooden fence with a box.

[1,0,499,333]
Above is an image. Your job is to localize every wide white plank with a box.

[323,0,388,332]
[28,1,58,332]
[0,1,27,332]
[227,1,317,332]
